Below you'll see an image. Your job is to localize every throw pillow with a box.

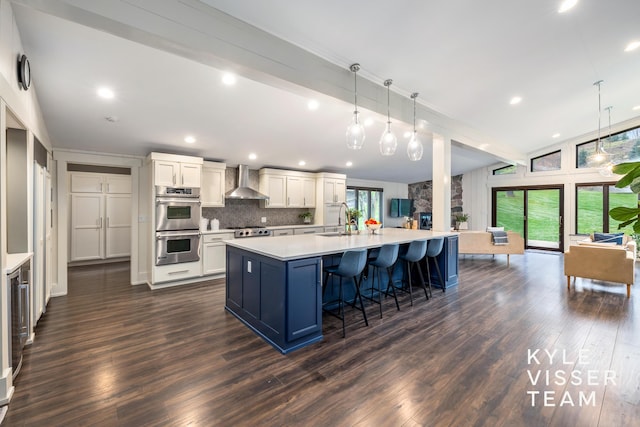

[593,232,624,245]
[486,226,504,232]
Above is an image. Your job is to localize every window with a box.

[531,150,561,172]
[576,125,640,168]
[493,164,516,175]
[575,183,638,234]
[346,187,383,230]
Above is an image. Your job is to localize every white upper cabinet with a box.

[322,177,346,204]
[201,161,226,207]
[149,152,203,188]
[105,174,132,193]
[259,169,316,208]
[70,173,104,193]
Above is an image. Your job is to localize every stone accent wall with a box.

[408,174,463,218]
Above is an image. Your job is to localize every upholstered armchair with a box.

[564,239,636,298]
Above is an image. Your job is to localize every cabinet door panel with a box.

[155,161,178,186]
[286,176,304,207]
[203,242,226,275]
[180,163,201,187]
[264,175,286,208]
[105,175,131,194]
[302,178,316,207]
[70,173,103,193]
[71,194,103,261]
[287,258,321,340]
[105,194,131,258]
[201,167,225,206]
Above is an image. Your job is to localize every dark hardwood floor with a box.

[3,252,639,426]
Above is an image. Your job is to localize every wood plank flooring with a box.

[3,252,639,426]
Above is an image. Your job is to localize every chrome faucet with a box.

[338,202,351,233]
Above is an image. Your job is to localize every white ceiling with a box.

[11,0,640,183]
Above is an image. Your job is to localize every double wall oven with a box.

[155,186,201,266]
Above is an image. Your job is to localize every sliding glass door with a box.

[493,186,564,251]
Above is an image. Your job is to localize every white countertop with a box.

[225,228,457,261]
[5,252,33,274]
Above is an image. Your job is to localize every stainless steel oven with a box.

[155,230,201,266]
[155,186,201,231]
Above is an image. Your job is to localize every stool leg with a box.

[375,266,382,318]
[339,277,345,338]
[386,265,400,311]
[424,258,433,298]
[353,275,369,326]
[406,260,414,306]
[415,260,429,300]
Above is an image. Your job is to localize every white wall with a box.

[462,115,640,248]
[346,177,408,228]
[0,0,54,405]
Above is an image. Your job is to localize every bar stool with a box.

[425,237,445,294]
[364,244,400,318]
[322,249,369,337]
[394,240,429,306]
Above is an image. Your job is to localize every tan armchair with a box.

[564,242,635,297]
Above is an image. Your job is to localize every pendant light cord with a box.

[411,92,418,133]
[384,79,392,125]
[595,80,603,151]
[350,63,360,115]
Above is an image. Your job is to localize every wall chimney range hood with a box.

[225,164,269,200]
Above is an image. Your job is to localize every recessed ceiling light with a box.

[184,136,196,144]
[558,0,578,13]
[624,41,640,52]
[248,153,257,160]
[403,131,412,138]
[633,105,640,111]
[552,133,561,138]
[307,100,319,110]
[509,96,522,105]
[222,73,237,86]
[298,160,306,166]
[346,161,353,167]
[97,87,114,99]
[364,118,374,127]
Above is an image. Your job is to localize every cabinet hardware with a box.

[168,270,189,275]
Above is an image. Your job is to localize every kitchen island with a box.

[225,228,458,353]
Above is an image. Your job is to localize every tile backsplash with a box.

[202,200,314,228]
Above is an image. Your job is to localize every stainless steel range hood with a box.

[225,164,269,200]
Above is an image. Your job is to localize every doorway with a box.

[492,185,564,252]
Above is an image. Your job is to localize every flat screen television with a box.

[389,198,414,218]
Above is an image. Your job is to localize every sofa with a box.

[458,230,525,266]
[564,238,636,298]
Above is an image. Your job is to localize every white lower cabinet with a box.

[202,233,234,276]
[154,261,202,284]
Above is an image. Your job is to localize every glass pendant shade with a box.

[407,92,423,161]
[407,131,423,161]
[346,111,365,150]
[380,123,397,155]
[346,63,365,150]
[379,79,397,155]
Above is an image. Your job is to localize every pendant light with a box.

[599,106,615,177]
[346,63,365,150]
[407,92,423,161]
[379,79,397,155]
[587,80,609,166]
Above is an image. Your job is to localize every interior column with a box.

[432,133,451,232]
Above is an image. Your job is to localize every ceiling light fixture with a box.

[552,133,561,139]
[407,93,423,161]
[222,73,237,86]
[184,136,196,144]
[379,79,398,156]
[307,100,319,110]
[346,63,365,150]
[633,105,640,111]
[298,160,306,166]
[558,0,578,13]
[600,106,615,177]
[97,87,114,99]
[509,96,522,105]
[346,161,353,167]
[587,80,609,166]
[624,41,640,52]
[248,153,257,160]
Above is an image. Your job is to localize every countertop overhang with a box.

[225,228,457,261]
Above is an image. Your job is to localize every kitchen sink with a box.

[317,232,347,237]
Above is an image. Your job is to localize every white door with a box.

[45,171,52,305]
[33,165,45,324]
[105,194,132,258]
[71,193,104,261]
